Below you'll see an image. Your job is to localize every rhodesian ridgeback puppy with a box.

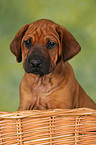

[10,19,96,110]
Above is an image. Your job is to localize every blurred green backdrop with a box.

[0,0,96,112]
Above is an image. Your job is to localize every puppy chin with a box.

[25,67,51,76]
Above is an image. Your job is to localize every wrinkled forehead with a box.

[23,22,59,43]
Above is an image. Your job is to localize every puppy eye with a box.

[47,42,56,49]
[23,39,31,48]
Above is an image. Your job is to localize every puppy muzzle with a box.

[24,53,50,75]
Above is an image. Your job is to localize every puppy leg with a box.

[78,85,96,109]
[18,99,32,111]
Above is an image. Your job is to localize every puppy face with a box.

[21,22,60,75]
[10,19,81,75]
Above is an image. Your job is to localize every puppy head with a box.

[10,19,81,75]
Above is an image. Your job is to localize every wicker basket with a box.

[0,108,96,145]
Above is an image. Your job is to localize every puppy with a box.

[10,19,96,110]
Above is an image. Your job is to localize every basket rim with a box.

[0,108,96,119]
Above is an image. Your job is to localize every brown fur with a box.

[10,19,96,110]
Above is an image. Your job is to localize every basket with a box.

[0,108,96,145]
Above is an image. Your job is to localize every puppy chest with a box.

[30,86,56,110]
[30,94,48,110]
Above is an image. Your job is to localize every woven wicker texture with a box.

[0,108,96,145]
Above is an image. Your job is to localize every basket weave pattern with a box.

[0,108,96,145]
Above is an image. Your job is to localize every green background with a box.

[0,0,96,112]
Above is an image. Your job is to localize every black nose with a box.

[30,59,41,67]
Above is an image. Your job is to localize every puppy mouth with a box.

[25,66,50,75]
[26,68,48,75]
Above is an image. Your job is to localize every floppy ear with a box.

[56,26,81,61]
[10,24,29,62]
